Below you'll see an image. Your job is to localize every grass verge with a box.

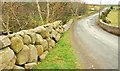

[34,29,80,69]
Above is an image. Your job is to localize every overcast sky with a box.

[1,0,120,4]
[82,0,120,5]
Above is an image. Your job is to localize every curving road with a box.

[71,13,118,69]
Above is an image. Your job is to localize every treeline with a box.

[2,2,88,33]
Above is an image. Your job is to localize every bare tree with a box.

[10,3,22,30]
[6,13,10,34]
[70,2,79,17]
[46,1,50,23]
[36,0,44,24]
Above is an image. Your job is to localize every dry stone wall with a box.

[98,19,120,36]
[0,21,64,70]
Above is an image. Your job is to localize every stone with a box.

[50,29,61,42]
[14,34,23,41]
[27,32,36,44]
[47,38,55,48]
[40,28,50,39]
[41,39,48,50]
[10,36,23,53]
[50,29,58,41]
[28,44,38,63]
[13,65,25,69]
[23,34,31,45]
[53,21,62,28]
[25,63,37,69]
[7,33,15,39]
[4,56,16,69]
[0,47,15,70]
[28,29,34,32]
[35,45,44,56]
[34,26,45,33]
[0,36,11,49]
[16,30,26,36]
[44,24,53,33]
[56,26,64,33]
[35,34,43,45]
[51,29,57,38]
[49,39,55,48]
[16,45,30,65]
[60,27,64,33]
[39,51,48,60]
[55,33,61,41]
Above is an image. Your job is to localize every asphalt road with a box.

[71,13,118,69]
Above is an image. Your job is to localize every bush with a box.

[100,12,106,19]
[110,6,113,9]
[106,9,111,14]
[102,18,107,23]
[101,18,111,24]
[100,8,111,24]
[102,9,111,17]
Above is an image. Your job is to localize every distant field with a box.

[107,10,119,26]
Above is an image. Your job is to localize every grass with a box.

[34,29,80,69]
[107,10,118,26]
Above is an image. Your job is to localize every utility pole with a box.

[99,0,102,18]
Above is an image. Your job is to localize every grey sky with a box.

[82,0,120,5]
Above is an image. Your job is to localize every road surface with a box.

[71,13,118,69]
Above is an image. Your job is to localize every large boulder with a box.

[27,32,36,44]
[28,44,38,63]
[40,28,50,39]
[0,36,11,49]
[0,47,15,70]
[35,45,44,56]
[13,65,25,69]
[41,39,48,51]
[16,45,30,65]
[23,34,31,45]
[35,34,43,45]
[33,26,45,34]
[25,63,37,69]
[50,29,58,42]
[4,56,16,69]
[10,36,23,53]
[50,29,61,42]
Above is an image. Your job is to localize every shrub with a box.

[102,18,107,23]
[100,12,106,19]
[100,8,111,24]
[110,6,113,9]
